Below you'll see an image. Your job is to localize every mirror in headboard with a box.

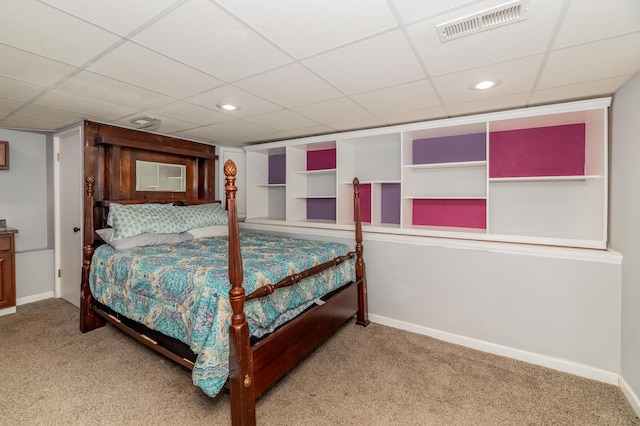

[83,121,218,206]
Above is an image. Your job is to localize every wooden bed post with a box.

[80,176,105,333]
[353,178,370,327]
[225,160,256,426]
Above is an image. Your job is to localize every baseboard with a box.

[17,292,54,306]
[0,306,17,316]
[620,376,640,417]
[368,313,620,385]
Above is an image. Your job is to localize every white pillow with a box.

[186,225,229,239]
[96,228,193,250]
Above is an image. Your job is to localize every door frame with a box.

[53,125,83,299]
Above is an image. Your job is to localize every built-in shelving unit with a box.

[244,98,610,249]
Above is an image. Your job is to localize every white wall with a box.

[0,128,54,301]
[610,72,640,413]
[242,222,623,383]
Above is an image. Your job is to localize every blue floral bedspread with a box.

[89,232,355,397]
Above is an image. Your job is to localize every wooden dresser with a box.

[0,227,18,310]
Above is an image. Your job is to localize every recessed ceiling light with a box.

[217,103,238,111]
[470,80,500,90]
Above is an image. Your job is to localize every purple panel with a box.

[268,153,286,184]
[413,133,486,164]
[380,183,401,224]
[307,148,336,171]
[307,198,336,221]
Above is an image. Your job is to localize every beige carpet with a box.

[1,298,638,425]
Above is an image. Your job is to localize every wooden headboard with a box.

[83,121,219,230]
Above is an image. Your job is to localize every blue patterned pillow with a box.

[110,203,189,240]
[172,203,228,230]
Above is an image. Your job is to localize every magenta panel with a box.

[307,148,336,171]
[413,199,486,229]
[489,124,585,178]
[355,183,372,223]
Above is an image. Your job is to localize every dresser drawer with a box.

[0,236,11,251]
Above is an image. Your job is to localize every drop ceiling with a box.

[1,0,639,147]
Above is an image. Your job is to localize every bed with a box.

[79,122,369,426]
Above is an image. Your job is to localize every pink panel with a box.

[490,124,585,178]
[355,183,371,223]
[413,199,486,229]
[307,148,336,171]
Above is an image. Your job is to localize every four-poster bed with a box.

[78,122,369,426]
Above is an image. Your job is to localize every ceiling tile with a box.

[216,0,398,58]
[34,90,138,120]
[554,0,640,49]
[446,92,530,117]
[390,0,483,24]
[291,97,375,124]
[0,45,75,86]
[187,85,282,119]
[0,0,119,66]
[303,30,426,95]
[132,0,293,81]
[350,80,441,116]
[0,97,22,114]
[529,75,633,106]
[151,101,232,125]
[40,0,180,36]
[431,55,544,105]
[539,33,640,89]
[57,71,173,109]
[176,125,233,145]
[407,1,564,76]
[0,77,45,102]
[377,105,449,125]
[0,113,70,130]
[245,110,321,132]
[88,42,224,98]
[234,64,342,108]
[329,116,389,132]
[16,103,86,123]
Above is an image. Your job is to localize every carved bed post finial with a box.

[353,177,369,326]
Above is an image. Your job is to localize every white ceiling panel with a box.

[132,0,293,81]
[0,0,119,66]
[0,97,23,114]
[529,75,636,106]
[407,0,564,77]
[246,110,321,132]
[40,0,181,36]
[554,0,640,49]
[0,45,75,87]
[350,80,441,116]
[187,85,282,119]
[291,97,375,125]
[303,30,426,95]
[151,101,232,126]
[0,0,638,146]
[234,64,342,108]
[216,0,398,58]
[34,90,138,120]
[432,55,543,105]
[0,77,45,102]
[87,42,224,98]
[539,33,640,89]
[57,71,173,109]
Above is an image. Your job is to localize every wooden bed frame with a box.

[78,122,369,426]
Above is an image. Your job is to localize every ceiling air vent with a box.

[436,0,530,43]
